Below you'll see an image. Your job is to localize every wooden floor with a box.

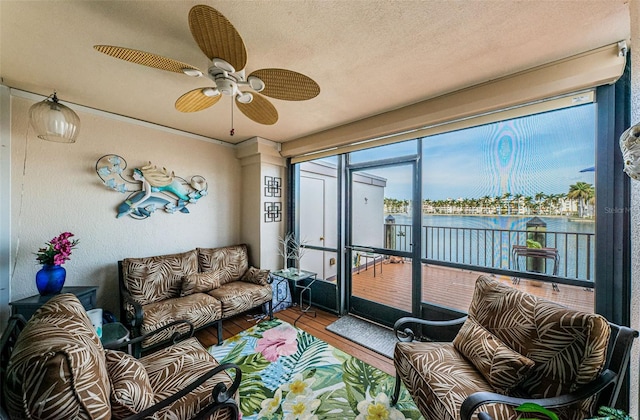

[352,260,595,313]
[195,306,395,376]
[195,262,595,379]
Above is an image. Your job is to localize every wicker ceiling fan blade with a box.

[189,5,247,71]
[175,88,222,113]
[236,93,278,125]
[93,45,202,75]
[250,68,320,101]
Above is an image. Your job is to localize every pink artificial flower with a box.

[256,324,298,362]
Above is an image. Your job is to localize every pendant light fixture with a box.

[29,92,80,143]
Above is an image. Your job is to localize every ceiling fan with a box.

[94,4,319,130]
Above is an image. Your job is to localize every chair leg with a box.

[391,374,402,405]
[268,300,274,320]
[216,321,223,346]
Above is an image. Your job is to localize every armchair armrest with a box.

[120,287,144,329]
[106,320,195,352]
[394,315,468,342]
[460,369,617,420]
[123,363,242,420]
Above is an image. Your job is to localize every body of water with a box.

[391,214,594,234]
[386,214,594,280]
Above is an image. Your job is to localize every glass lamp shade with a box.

[29,94,80,143]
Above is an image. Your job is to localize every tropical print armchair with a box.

[392,275,638,420]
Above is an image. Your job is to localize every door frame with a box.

[345,153,422,327]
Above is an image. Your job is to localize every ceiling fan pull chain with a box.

[230,98,235,136]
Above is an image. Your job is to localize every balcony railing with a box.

[385,223,595,281]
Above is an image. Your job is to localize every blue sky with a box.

[349,104,596,201]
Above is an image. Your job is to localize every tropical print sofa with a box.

[119,244,272,350]
[3,293,240,419]
[393,275,613,420]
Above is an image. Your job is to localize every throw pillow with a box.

[105,350,155,417]
[241,266,270,285]
[453,317,535,394]
[180,271,222,296]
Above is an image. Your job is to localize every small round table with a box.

[101,322,130,350]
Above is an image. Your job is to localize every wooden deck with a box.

[352,259,595,313]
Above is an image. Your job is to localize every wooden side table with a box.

[10,286,98,320]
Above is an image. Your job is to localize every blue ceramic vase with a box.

[35,264,66,295]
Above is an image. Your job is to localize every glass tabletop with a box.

[272,269,317,281]
[101,322,129,346]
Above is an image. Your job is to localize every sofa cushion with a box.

[4,294,111,419]
[240,266,270,286]
[105,350,155,417]
[140,337,236,420]
[453,317,535,393]
[197,245,249,286]
[468,276,610,399]
[394,341,522,420]
[181,271,223,296]
[208,281,272,318]
[122,249,199,306]
[141,293,222,348]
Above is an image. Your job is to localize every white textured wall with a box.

[629,3,640,418]
[9,95,241,317]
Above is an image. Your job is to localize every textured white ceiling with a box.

[0,0,630,145]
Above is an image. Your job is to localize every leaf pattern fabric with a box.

[209,318,424,419]
[197,245,249,285]
[120,245,271,349]
[207,281,272,318]
[181,271,223,296]
[240,266,270,286]
[453,317,535,393]
[394,275,611,420]
[140,337,236,420]
[105,350,155,417]
[122,249,199,306]
[5,294,238,420]
[4,294,112,419]
[140,293,222,347]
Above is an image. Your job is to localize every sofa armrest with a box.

[459,369,617,420]
[122,363,242,420]
[393,316,468,342]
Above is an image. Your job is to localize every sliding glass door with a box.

[346,143,420,327]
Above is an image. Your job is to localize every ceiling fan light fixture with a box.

[236,92,253,104]
[29,92,80,143]
[216,78,236,96]
[202,87,220,97]
[248,76,265,92]
[212,57,235,74]
[182,68,202,77]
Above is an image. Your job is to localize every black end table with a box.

[10,286,98,320]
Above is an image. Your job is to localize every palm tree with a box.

[568,182,594,218]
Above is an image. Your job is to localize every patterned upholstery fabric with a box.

[208,281,272,318]
[240,266,270,286]
[181,271,223,296]
[197,245,249,286]
[469,276,610,404]
[122,249,199,306]
[141,293,222,347]
[4,294,111,419]
[140,337,236,420]
[105,350,155,417]
[394,276,611,420]
[453,317,535,393]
